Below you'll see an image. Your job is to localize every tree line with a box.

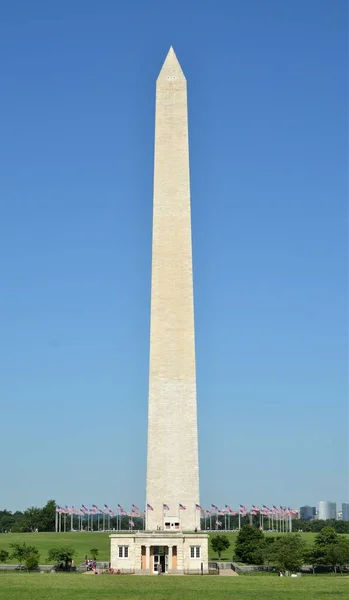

[210,525,349,574]
[0,542,91,571]
[0,501,143,533]
[1,500,349,535]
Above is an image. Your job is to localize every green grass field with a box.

[0,531,322,564]
[0,572,348,600]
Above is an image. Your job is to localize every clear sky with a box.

[0,0,347,513]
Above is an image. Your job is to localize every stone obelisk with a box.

[146,47,200,532]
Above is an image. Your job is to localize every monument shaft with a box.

[146,48,200,531]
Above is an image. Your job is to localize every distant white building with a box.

[342,503,349,522]
[318,501,337,520]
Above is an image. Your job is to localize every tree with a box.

[23,507,41,532]
[263,537,277,567]
[47,546,76,571]
[0,550,9,563]
[39,500,56,532]
[303,546,317,575]
[313,527,341,570]
[325,537,349,574]
[270,534,306,573]
[314,526,339,548]
[210,535,231,559]
[90,548,99,560]
[10,543,39,567]
[234,525,265,564]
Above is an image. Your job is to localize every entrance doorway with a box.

[152,546,168,573]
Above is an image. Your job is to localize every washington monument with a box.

[146,47,200,531]
[110,48,207,573]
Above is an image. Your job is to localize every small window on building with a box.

[118,545,129,558]
[190,546,201,559]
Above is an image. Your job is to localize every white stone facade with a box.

[146,47,200,532]
[110,532,209,574]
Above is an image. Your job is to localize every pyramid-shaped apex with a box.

[157,46,186,82]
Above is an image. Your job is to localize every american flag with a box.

[239,505,247,514]
[179,504,186,510]
[211,504,218,511]
[225,505,232,511]
[146,504,154,511]
[132,504,139,512]
[163,504,170,511]
[81,505,89,514]
[117,504,124,511]
[218,510,225,516]
[129,519,134,527]
[104,504,115,516]
[195,503,203,510]
[216,520,222,527]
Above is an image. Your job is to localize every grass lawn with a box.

[0,572,348,600]
[0,531,327,565]
[0,573,349,600]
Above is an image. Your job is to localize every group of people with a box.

[84,556,98,572]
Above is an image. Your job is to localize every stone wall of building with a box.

[110,532,209,574]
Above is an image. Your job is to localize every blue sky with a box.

[0,0,347,513]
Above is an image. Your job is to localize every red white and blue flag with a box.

[104,505,115,516]
[163,504,170,511]
[179,504,186,510]
[216,520,222,527]
[211,504,218,511]
[132,504,139,512]
[195,503,203,510]
[146,504,154,511]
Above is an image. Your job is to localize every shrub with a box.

[25,553,39,571]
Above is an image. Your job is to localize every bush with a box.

[47,546,76,571]
[25,553,39,571]
[0,549,9,563]
[90,548,99,560]
[10,542,40,566]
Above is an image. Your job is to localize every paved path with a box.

[219,569,239,576]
